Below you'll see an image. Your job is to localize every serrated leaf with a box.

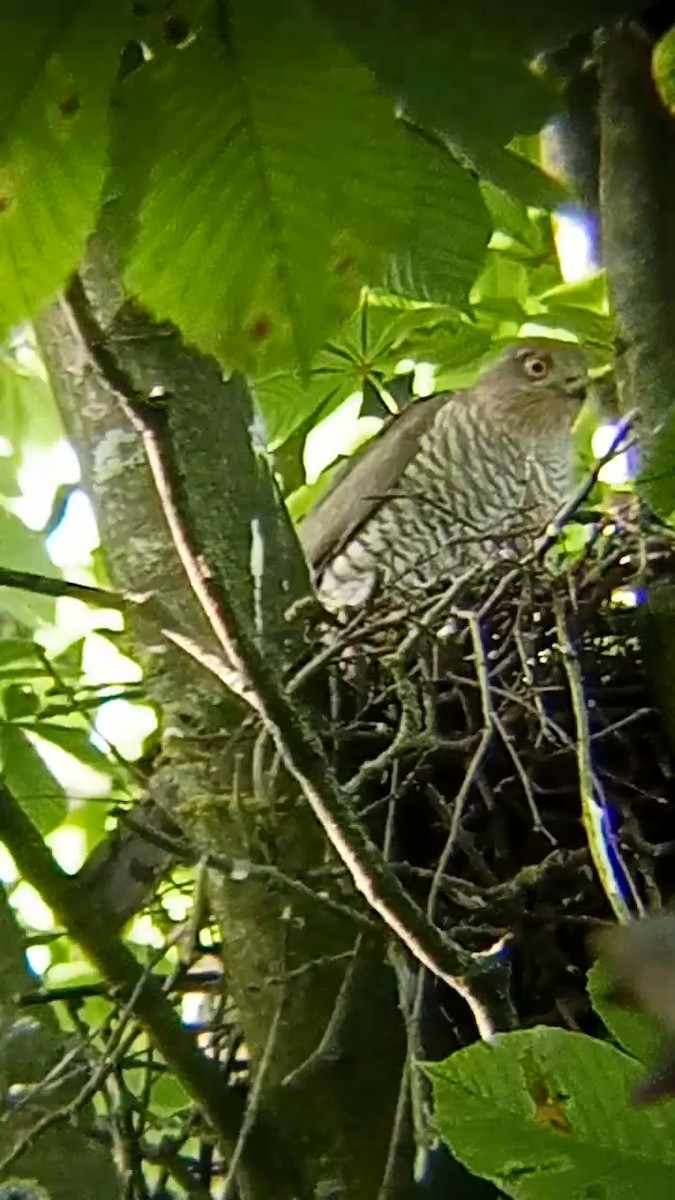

[359,296,460,362]
[429,1027,675,1200]
[475,145,568,209]
[0,1,128,336]
[385,127,490,304]
[423,1,645,61]
[113,0,488,373]
[480,182,548,253]
[253,369,354,450]
[256,294,461,446]
[0,724,67,832]
[474,251,532,308]
[587,959,662,1067]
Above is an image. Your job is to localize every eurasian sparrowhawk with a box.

[299,339,589,610]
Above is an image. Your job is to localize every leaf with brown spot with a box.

[0,0,128,335]
[427,1027,675,1198]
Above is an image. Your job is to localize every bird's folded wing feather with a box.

[298,392,453,572]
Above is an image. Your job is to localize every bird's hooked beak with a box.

[565,375,588,402]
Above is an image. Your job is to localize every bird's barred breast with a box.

[317,397,574,611]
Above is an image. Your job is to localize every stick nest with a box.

[300,512,675,1052]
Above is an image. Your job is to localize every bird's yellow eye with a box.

[522,354,551,380]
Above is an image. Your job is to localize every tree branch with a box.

[598,21,675,752]
[0,781,299,1195]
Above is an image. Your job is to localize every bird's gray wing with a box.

[297,392,453,573]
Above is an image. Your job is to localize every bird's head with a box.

[475,338,589,434]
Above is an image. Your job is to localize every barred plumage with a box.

[299,339,589,611]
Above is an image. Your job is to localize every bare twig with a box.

[222,971,286,1197]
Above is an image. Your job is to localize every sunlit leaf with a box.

[0,0,128,336]
[429,1027,675,1199]
[254,295,460,446]
[0,724,67,831]
[113,0,489,373]
[3,683,40,721]
[0,507,57,627]
[30,721,114,776]
[0,360,66,452]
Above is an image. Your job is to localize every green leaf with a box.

[286,461,344,522]
[649,25,675,113]
[426,324,496,391]
[150,1073,192,1116]
[474,251,532,309]
[420,2,646,61]
[0,454,21,498]
[533,305,614,352]
[255,294,461,447]
[0,360,65,452]
[30,721,113,776]
[537,273,609,313]
[321,2,639,207]
[254,368,355,451]
[315,0,555,147]
[113,0,488,373]
[357,295,460,362]
[0,508,57,628]
[473,146,567,210]
[3,683,40,721]
[385,128,490,304]
[0,639,40,671]
[0,0,128,336]
[588,959,662,1067]
[0,724,67,832]
[429,1027,675,1200]
[480,183,550,254]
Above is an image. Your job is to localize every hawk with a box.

[299,339,589,611]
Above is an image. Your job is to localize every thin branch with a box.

[0,566,127,608]
[427,612,493,924]
[281,936,363,1088]
[222,972,286,1198]
[111,813,376,932]
[0,781,287,1187]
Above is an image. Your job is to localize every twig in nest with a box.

[281,935,363,1088]
[343,662,429,796]
[426,612,493,924]
[492,710,554,842]
[117,811,375,931]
